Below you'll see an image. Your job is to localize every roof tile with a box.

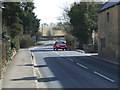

[99,0,120,12]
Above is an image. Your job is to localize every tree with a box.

[2,2,40,50]
[2,2,40,37]
[36,31,42,41]
[2,2,23,38]
[67,2,99,48]
[20,2,40,36]
[2,25,10,40]
[47,29,53,39]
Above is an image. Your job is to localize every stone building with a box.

[98,1,120,63]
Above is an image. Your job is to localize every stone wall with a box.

[98,5,119,63]
[83,44,98,53]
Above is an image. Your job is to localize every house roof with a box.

[99,0,120,12]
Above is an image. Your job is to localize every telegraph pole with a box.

[42,24,43,37]
[92,30,95,52]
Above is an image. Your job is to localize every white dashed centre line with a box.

[55,52,59,55]
[60,55,64,56]
[93,71,115,83]
[76,63,88,69]
[67,58,73,62]
[52,51,64,56]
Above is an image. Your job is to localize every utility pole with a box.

[41,23,47,38]
[42,25,43,37]
[41,24,44,38]
[92,30,95,52]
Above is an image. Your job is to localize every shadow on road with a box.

[17,64,34,66]
[30,49,76,53]
[35,55,119,88]
[38,77,57,82]
[30,49,53,52]
[29,46,119,88]
[34,65,48,68]
[11,77,37,81]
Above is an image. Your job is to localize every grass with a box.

[36,42,44,45]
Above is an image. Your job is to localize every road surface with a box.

[30,45,119,88]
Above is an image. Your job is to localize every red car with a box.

[53,41,67,51]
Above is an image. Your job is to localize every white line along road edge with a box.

[30,51,47,88]
[30,52,40,88]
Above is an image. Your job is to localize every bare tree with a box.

[36,31,42,41]
[47,29,54,39]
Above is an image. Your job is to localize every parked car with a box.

[53,41,67,51]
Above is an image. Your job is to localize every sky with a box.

[33,0,82,25]
[33,0,107,25]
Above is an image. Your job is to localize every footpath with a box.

[1,49,37,88]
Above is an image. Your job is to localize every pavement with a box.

[1,49,37,88]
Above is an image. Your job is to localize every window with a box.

[57,41,65,44]
[107,12,109,22]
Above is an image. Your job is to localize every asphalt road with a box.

[30,45,119,88]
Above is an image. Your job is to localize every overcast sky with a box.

[33,0,82,25]
[33,0,107,25]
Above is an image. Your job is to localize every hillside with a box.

[39,26,66,37]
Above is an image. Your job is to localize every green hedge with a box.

[11,37,20,51]
[2,40,12,66]
[2,25,20,66]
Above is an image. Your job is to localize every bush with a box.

[11,37,20,51]
[19,35,35,48]
[2,25,13,66]
[2,40,12,66]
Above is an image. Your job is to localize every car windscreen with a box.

[57,41,66,44]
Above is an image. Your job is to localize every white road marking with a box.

[67,58,88,69]
[30,52,47,88]
[55,52,59,55]
[30,52,40,88]
[76,63,88,69]
[59,54,64,56]
[93,71,115,83]
[29,47,39,50]
[52,51,64,56]
[67,58,73,62]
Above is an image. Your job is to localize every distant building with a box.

[98,1,120,63]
